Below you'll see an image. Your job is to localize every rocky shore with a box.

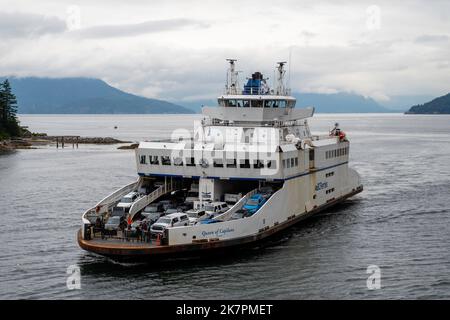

[38,136,130,144]
[0,135,133,153]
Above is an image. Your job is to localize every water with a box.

[1,113,449,299]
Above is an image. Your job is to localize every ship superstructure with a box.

[78,60,363,259]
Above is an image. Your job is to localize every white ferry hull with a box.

[78,185,362,260]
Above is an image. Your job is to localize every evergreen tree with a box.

[0,79,20,137]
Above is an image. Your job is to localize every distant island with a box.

[0,77,194,114]
[406,93,450,114]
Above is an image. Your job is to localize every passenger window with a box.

[150,155,159,165]
[266,160,276,169]
[173,218,179,223]
[186,157,195,166]
[140,155,147,164]
[161,156,171,165]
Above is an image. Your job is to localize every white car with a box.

[150,212,189,235]
[204,202,229,216]
[116,191,140,211]
[186,209,207,224]
[185,190,199,206]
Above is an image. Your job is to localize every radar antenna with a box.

[226,59,239,95]
[276,61,287,95]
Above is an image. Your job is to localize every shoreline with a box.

[0,135,134,153]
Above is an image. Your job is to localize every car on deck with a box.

[116,191,141,212]
[142,202,164,217]
[230,208,251,220]
[104,216,121,234]
[150,212,190,235]
[243,194,267,214]
[258,186,274,197]
[204,202,229,216]
[186,209,207,224]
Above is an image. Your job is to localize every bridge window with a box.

[264,100,273,108]
[294,157,298,166]
[251,100,263,108]
[140,155,147,164]
[225,99,236,107]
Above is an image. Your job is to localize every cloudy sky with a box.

[0,0,449,104]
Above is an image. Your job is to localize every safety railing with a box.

[128,180,181,219]
[81,178,140,239]
[213,188,258,221]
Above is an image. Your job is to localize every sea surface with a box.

[1,113,449,299]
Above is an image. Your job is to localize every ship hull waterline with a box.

[78,186,363,261]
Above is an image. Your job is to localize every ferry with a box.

[78,60,363,259]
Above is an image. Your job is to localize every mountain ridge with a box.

[0,76,194,114]
[406,92,450,114]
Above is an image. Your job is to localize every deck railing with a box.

[81,179,140,239]
[129,180,181,219]
[213,188,258,221]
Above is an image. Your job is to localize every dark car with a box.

[258,186,274,197]
[104,216,121,235]
[230,208,250,220]
[142,202,164,215]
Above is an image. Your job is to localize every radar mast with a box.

[275,61,288,95]
[226,59,239,95]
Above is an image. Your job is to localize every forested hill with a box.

[0,77,194,114]
[406,93,450,114]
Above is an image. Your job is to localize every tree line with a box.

[0,79,21,139]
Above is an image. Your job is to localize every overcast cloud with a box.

[0,0,449,103]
